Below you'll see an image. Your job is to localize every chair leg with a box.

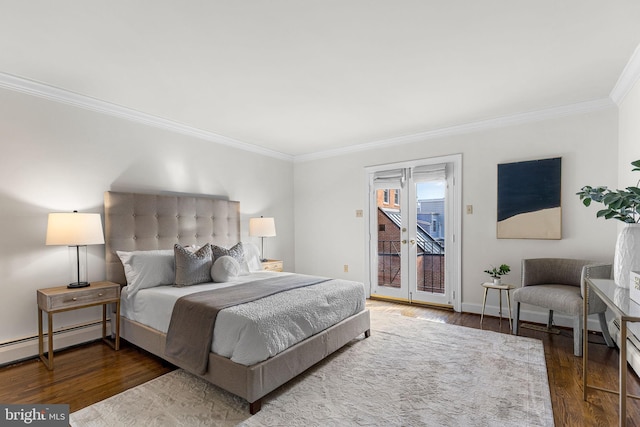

[598,312,615,348]
[573,314,582,357]
[547,310,554,329]
[513,302,520,335]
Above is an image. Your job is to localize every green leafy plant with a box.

[484,264,510,278]
[576,160,640,223]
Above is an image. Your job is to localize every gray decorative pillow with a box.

[211,256,241,282]
[212,242,250,275]
[174,243,213,287]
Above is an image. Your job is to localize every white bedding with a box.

[120,271,366,365]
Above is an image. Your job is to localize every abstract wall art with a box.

[497,157,562,239]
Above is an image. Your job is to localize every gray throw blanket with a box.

[165,274,329,374]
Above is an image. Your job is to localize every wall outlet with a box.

[344,264,349,272]
[355,210,363,218]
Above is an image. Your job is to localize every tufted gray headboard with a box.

[104,191,240,285]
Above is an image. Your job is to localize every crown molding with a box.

[0,72,620,164]
[610,43,640,105]
[294,98,616,163]
[0,72,293,162]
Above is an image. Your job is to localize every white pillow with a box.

[211,255,241,282]
[242,241,263,272]
[117,249,175,298]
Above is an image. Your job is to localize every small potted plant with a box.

[484,264,510,285]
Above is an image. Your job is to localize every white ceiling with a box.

[1,1,640,158]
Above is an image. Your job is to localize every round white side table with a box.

[480,282,516,331]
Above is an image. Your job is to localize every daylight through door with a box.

[368,156,460,308]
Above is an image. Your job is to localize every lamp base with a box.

[67,281,90,289]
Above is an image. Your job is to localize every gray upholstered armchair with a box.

[512,258,615,356]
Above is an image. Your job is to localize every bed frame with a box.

[104,191,370,413]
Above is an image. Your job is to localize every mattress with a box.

[121,271,366,365]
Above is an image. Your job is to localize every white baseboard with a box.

[0,322,110,367]
[461,302,605,332]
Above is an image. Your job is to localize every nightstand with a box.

[37,281,121,370]
[261,259,283,272]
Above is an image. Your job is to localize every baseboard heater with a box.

[520,323,561,334]
[0,318,111,367]
[612,319,640,352]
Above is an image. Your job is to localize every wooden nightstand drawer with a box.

[48,287,118,310]
[261,260,283,272]
[37,281,120,312]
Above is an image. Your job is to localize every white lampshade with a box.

[46,212,105,246]
[249,217,276,237]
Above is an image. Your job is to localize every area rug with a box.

[70,312,554,426]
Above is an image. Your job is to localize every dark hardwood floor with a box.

[0,341,173,413]
[1,300,638,426]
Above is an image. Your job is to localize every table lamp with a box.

[46,211,105,288]
[249,216,276,262]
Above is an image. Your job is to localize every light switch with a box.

[466,205,473,214]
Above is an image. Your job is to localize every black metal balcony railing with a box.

[378,240,445,294]
[378,240,402,286]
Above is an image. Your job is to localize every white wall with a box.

[618,78,640,187]
[0,87,294,353]
[294,108,619,326]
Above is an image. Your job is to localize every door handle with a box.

[410,239,416,245]
[402,240,407,244]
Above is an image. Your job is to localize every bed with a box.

[104,191,371,414]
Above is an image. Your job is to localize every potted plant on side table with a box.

[484,264,511,285]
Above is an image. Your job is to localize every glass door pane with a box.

[376,188,402,289]
[415,181,445,295]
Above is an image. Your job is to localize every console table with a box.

[583,277,640,426]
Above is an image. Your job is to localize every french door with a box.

[367,155,461,309]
